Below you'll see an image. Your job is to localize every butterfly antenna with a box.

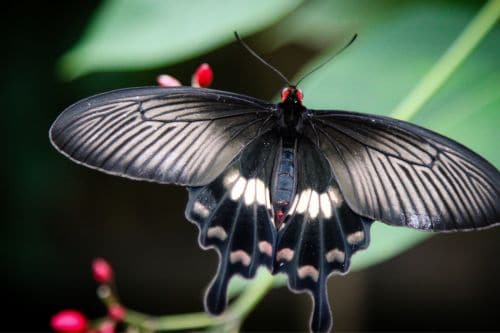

[295,34,358,86]
[234,31,292,86]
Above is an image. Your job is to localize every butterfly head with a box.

[281,86,304,105]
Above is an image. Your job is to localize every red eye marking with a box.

[296,88,304,102]
[281,87,291,103]
[281,87,304,103]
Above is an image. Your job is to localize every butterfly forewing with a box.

[50,87,276,186]
[306,110,500,231]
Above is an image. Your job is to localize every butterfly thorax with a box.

[277,86,306,136]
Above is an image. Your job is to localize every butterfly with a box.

[49,37,500,333]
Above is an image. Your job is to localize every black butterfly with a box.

[49,40,500,333]
[50,83,500,331]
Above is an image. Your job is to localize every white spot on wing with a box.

[325,248,345,263]
[258,241,273,256]
[244,178,256,206]
[223,169,240,188]
[287,195,299,216]
[308,190,319,219]
[347,231,365,245]
[193,201,210,218]
[276,248,294,262]
[230,250,251,266]
[230,177,247,200]
[296,189,312,214]
[408,214,420,228]
[207,226,227,241]
[319,193,332,218]
[297,265,319,282]
[265,184,272,209]
[327,186,342,207]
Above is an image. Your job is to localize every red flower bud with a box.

[92,258,113,284]
[108,304,126,322]
[192,63,213,88]
[50,309,88,333]
[157,74,182,87]
[98,320,115,333]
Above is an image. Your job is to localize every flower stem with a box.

[125,309,220,331]
[121,270,278,331]
[151,311,218,330]
[226,269,277,321]
[391,0,500,120]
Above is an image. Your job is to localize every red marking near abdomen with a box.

[275,200,289,229]
[277,209,284,222]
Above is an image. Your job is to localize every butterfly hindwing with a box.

[306,110,500,231]
[50,87,276,186]
[274,137,373,333]
[185,131,279,314]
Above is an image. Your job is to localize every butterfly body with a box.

[270,87,309,228]
[50,85,500,333]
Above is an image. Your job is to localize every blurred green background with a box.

[3,0,500,331]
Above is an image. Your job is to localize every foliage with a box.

[58,0,302,79]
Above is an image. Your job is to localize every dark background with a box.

[3,1,500,332]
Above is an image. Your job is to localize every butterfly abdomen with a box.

[272,139,297,228]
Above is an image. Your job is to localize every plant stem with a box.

[391,0,500,120]
[226,269,277,321]
[124,309,222,331]
[151,312,218,330]
[121,270,278,331]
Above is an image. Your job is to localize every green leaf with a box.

[351,225,430,271]
[58,0,302,80]
[264,0,410,50]
[299,1,500,272]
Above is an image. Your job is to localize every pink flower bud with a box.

[192,63,213,88]
[157,74,182,87]
[98,320,115,333]
[92,258,113,284]
[108,304,126,322]
[50,309,88,333]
